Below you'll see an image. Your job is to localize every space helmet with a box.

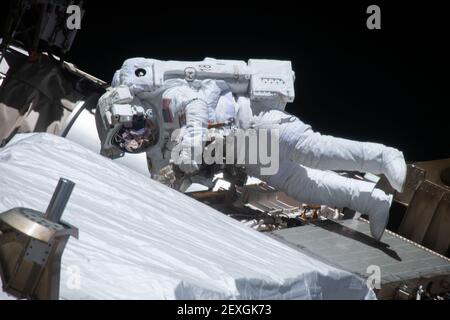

[113,108,159,153]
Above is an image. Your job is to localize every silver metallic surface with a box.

[44,178,75,223]
[0,178,78,300]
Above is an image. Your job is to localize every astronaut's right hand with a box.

[169,142,202,175]
[178,161,201,175]
[169,157,200,176]
[178,147,201,175]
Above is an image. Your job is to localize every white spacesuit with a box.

[97,57,407,241]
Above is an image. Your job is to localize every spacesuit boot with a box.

[246,160,393,240]
[380,147,408,193]
[358,188,393,241]
[254,110,407,192]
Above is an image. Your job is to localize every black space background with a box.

[1,1,449,162]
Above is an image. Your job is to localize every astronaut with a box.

[96,57,407,241]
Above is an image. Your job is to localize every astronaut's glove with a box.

[170,152,200,175]
[178,161,201,175]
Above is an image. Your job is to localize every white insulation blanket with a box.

[0,134,375,300]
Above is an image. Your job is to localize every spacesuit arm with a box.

[162,80,221,173]
[179,98,209,173]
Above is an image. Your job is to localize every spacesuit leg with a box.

[254,110,407,192]
[246,160,393,240]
